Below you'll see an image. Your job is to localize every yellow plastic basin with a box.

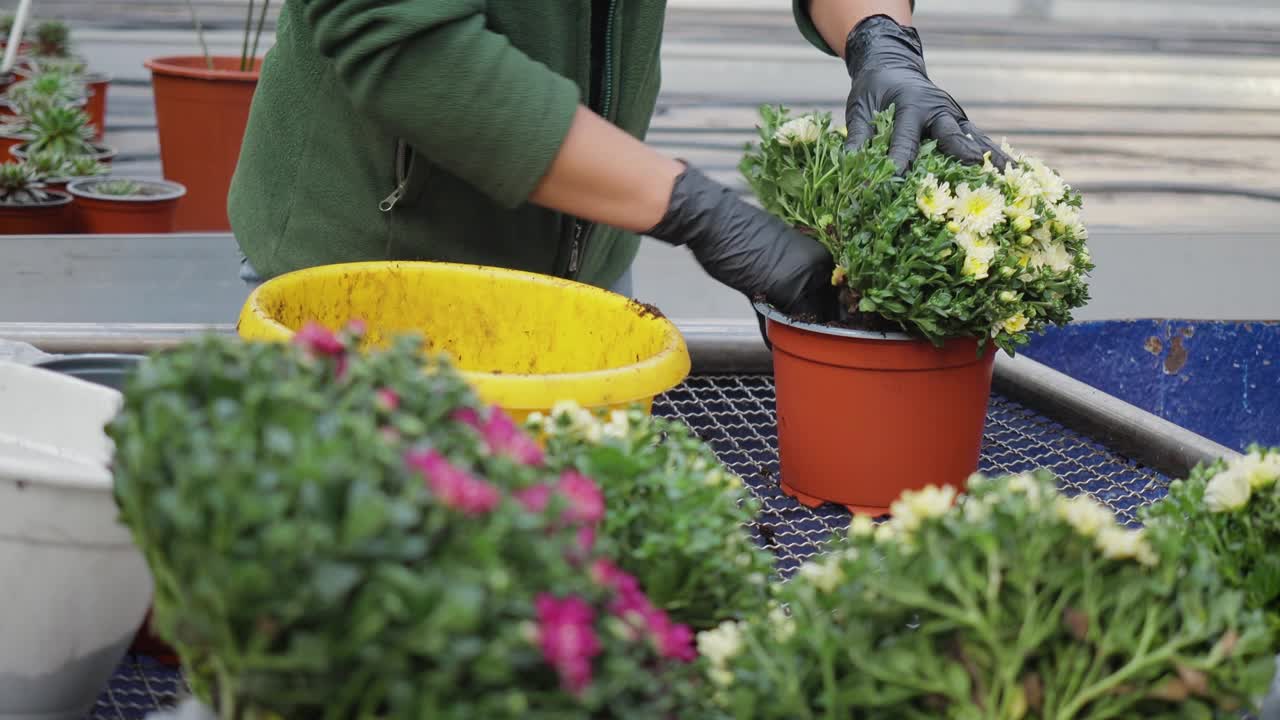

[236,261,691,418]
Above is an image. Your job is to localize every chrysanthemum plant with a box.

[694,473,1276,719]
[740,106,1093,354]
[1143,446,1280,645]
[530,403,775,631]
[109,327,701,719]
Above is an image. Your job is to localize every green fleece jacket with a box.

[229,0,833,289]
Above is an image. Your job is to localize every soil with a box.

[629,301,666,321]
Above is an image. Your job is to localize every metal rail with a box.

[0,320,1237,478]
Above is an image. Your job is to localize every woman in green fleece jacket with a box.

[228,0,1009,320]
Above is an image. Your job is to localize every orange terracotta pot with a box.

[84,74,110,141]
[145,56,260,232]
[67,177,186,234]
[0,192,73,234]
[757,303,996,517]
[0,133,27,159]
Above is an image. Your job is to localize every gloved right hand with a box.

[643,164,835,320]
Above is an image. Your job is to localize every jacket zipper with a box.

[380,138,414,212]
[568,0,617,278]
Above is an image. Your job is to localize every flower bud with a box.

[946,221,961,234]
[1013,215,1034,232]
[1019,235,1035,247]
[1000,266,1017,277]
[999,290,1017,303]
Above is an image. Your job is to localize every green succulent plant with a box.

[0,161,55,204]
[24,106,96,158]
[0,14,15,38]
[63,154,108,179]
[33,20,71,58]
[92,178,143,197]
[21,149,69,179]
[6,71,86,108]
[27,56,88,77]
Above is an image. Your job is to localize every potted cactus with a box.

[742,107,1092,515]
[9,105,114,162]
[67,177,186,234]
[0,159,71,234]
[21,149,107,192]
[145,1,267,231]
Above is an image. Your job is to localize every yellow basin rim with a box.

[236,261,692,412]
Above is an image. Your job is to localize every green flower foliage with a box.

[108,328,702,720]
[740,106,1093,354]
[1143,445,1280,645]
[695,473,1275,719]
[534,403,776,631]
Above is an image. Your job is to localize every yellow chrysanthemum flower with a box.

[949,183,1007,237]
[1001,313,1029,334]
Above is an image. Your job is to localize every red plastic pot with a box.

[67,177,186,234]
[0,192,73,234]
[757,303,996,516]
[0,132,27,159]
[145,56,260,232]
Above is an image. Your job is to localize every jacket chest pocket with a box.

[379,138,431,213]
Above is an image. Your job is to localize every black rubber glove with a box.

[844,14,1013,174]
[645,164,835,322]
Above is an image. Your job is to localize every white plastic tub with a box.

[0,361,153,720]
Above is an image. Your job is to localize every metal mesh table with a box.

[89,373,1171,719]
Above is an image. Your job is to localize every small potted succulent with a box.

[9,105,114,162]
[146,1,267,230]
[1143,446,1280,717]
[14,56,111,141]
[0,159,71,234]
[21,148,108,192]
[741,106,1093,514]
[0,69,87,117]
[109,327,704,718]
[67,177,187,234]
[694,473,1277,718]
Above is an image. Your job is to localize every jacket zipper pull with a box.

[379,180,407,213]
[568,222,586,275]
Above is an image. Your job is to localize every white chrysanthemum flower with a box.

[1000,313,1029,335]
[768,606,796,642]
[1005,473,1046,508]
[1000,139,1025,164]
[963,255,991,280]
[849,514,876,538]
[1224,450,1280,490]
[1053,203,1088,240]
[708,667,735,687]
[902,485,958,523]
[1054,494,1116,538]
[797,555,845,593]
[1204,467,1253,512]
[697,621,744,666]
[1040,241,1074,273]
[1027,157,1067,204]
[1096,526,1158,566]
[962,497,990,523]
[949,183,1007,236]
[916,174,955,221]
[773,115,823,146]
[874,520,898,544]
[1002,165,1042,204]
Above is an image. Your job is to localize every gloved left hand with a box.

[843,13,1013,174]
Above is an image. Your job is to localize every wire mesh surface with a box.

[89,373,1171,718]
[651,374,1170,578]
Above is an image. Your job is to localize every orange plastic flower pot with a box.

[757,303,996,517]
[145,56,260,232]
[85,74,110,142]
[67,178,186,234]
[0,193,73,235]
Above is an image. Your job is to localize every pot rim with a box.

[10,141,117,163]
[67,177,188,203]
[753,301,920,342]
[34,353,146,372]
[145,55,261,82]
[0,190,73,209]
